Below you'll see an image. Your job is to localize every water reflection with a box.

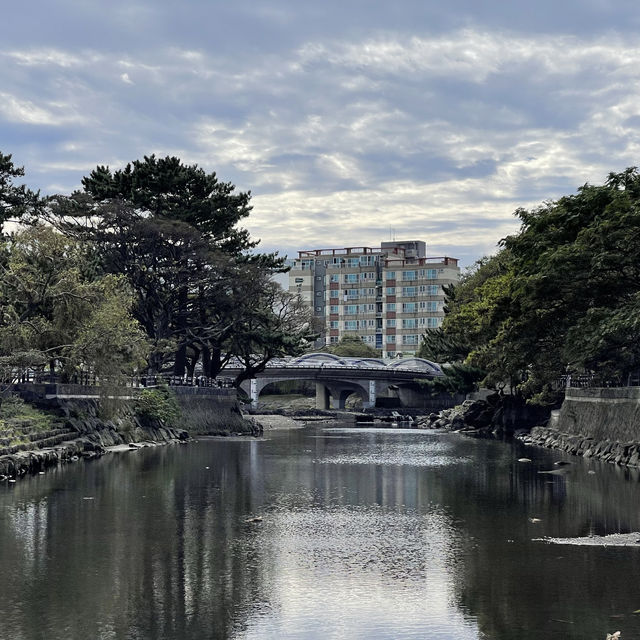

[0,426,640,639]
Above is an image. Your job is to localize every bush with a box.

[135,388,181,427]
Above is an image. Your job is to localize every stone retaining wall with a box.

[518,387,640,468]
[518,426,640,468]
[557,387,640,441]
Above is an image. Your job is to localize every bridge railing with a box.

[8,370,235,389]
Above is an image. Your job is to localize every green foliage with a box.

[434,167,640,397]
[324,334,381,357]
[0,151,327,388]
[0,151,40,232]
[419,363,486,396]
[45,155,304,383]
[417,327,469,363]
[0,395,53,435]
[135,388,182,427]
[0,225,149,384]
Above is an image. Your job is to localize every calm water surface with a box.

[2,423,640,639]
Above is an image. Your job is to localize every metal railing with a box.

[10,370,235,389]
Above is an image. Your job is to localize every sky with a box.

[3,1,640,268]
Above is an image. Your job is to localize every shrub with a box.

[135,388,181,427]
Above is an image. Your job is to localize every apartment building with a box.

[288,240,460,358]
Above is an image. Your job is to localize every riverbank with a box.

[516,425,640,468]
[417,395,551,437]
[0,391,261,481]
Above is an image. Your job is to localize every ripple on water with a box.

[315,438,470,468]
[233,505,479,639]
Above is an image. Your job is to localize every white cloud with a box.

[0,92,63,125]
[3,25,640,266]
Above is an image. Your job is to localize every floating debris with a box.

[529,517,542,523]
[534,533,640,547]
[245,516,263,523]
[518,457,532,462]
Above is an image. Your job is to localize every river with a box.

[1,422,640,639]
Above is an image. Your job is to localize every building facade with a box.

[288,240,460,358]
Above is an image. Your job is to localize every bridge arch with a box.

[386,357,443,375]
[292,353,346,365]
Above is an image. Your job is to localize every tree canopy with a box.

[0,152,39,232]
[325,335,381,357]
[0,225,148,385]
[423,167,640,399]
[27,153,312,385]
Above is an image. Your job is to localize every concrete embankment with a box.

[516,387,640,468]
[420,388,640,469]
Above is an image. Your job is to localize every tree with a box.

[432,167,640,398]
[226,278,315,385]
[0,151,40,232]
[80,156,267,376]
[325,335,381,357]
[45,156,304,383]
[0,225,149,386]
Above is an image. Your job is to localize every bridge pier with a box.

[367,380,377,409]
[315,383,330,410]
[250,379,258,408]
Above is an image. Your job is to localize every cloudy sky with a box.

[3,1,640,267]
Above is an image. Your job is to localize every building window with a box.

[402,334,419,345]
[330,274,339,283]
[386,271,396,280]
[330,289,339,298]
[386,303,396,312]
[386,335,396,343]
[330,305,339,313]
[426,269,437,279]
[427,317,440,328]
[403,318,417,329]
[344,273,358,283]
[330,321,339,329]
[402,303,416,312]
[428,285,438,295]
[329,336,339,343]
[402,270,417,281]
[386,287,396,295]
[346,290,359,299]
[345,305,358,314]
[386,319,396,327]
[344,320,357,330]
[402,286,417,297]
[346,257,359,267]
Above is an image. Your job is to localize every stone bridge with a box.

[224,353,445,409]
